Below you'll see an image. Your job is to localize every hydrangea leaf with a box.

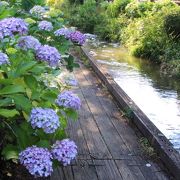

[2,144,19,160]
[0,108,19,118]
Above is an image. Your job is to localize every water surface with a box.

[86,42,180,151]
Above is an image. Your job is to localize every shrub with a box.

[67,0,102,33]
[107,0,132,18]
[164,13,180,40]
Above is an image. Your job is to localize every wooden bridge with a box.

[50,54,173,180]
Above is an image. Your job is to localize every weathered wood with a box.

[50,167,65,180]
[73,73,111,159]
[94,160,123,180]
[72,160,98,180]
[81,47,180,179]
[63,166,74,180]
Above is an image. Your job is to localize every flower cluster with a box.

[38,21,53,31]
[0,18,28,39]
[51,139,77,166]
[29,108,60,134]
[19,146,53,177]
[17,36,41,51]
[69,31,86,45]
[0,52,9,65]
[54,28,72,39]
[65,78,78,86]
[36,45,61,67]
[29,5,46,18]
[56,91,81,110]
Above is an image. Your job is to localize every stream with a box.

[86,41,180,152]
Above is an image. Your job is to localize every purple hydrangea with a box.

[65,78,78,86]
[36,45,61,67]
[17,36,41,51]
[38,21,53,31]
[69,31,86,45]
[56,91,81,110]
[51,139,77,166]
[29,107,60,134]
[19,146,53,177]
[0,17,28,40]
[0,52,9,65]
[54,28,72,39]
[29,5,46,18]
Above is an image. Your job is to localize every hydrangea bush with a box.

[36,45,61,67]
[38,20,53,31]
[0,3,86,178]
[17,36,41,50]
[56,91,81,110]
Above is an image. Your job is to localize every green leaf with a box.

[8,94,32,113]
[24,75,38,90]
[41,90,58,103]
[14,61,37,76]
[0,109,19,118]
[0,85,25,95]
[65,108,78,121]
[2,145,19,160]
[0,98,12,107]
[54,129,66,140]
[36,140,50,148]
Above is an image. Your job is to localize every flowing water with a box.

[86,41,180,151]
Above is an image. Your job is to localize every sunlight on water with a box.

[88,43,180,151]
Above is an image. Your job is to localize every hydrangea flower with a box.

[51,139,77,166]
[69,31,86,45]
[56,91,81,110]
[36,45,61,67]
[0,52,9,65]
[38,21,53,31]
[54,28,72,39]
[29,5,46,18]
[17,36,41,51]
[29,107,60,134]
[19,146,53,177]
[65,78,78,86]
[0,18,28,39]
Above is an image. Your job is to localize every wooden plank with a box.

[115,160,146,180]
[94,160,123,180]
[66,89,90,160]
[63,166,74,180]
[72,160,98,180]
[74,71,111,159]
[81,47,180,179]
[50,167,65,180]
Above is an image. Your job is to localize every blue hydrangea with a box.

[65,78,78,86]
[19,146,53,177]
[29,107,60,134]
[38,21,53,31]
[69,31,86,45]
[29,5,46,19]
[0,52,9,65]
[54,28,72,39]
[0,17,28,40]
[17,36,41,51]
[36,45,61,67]
[56,91,81,110]
[51,139,77,166]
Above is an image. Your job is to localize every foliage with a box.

[164,13,180,40]
[106,0,132,18]
[66,0,103,33]
[0,2,86,178]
